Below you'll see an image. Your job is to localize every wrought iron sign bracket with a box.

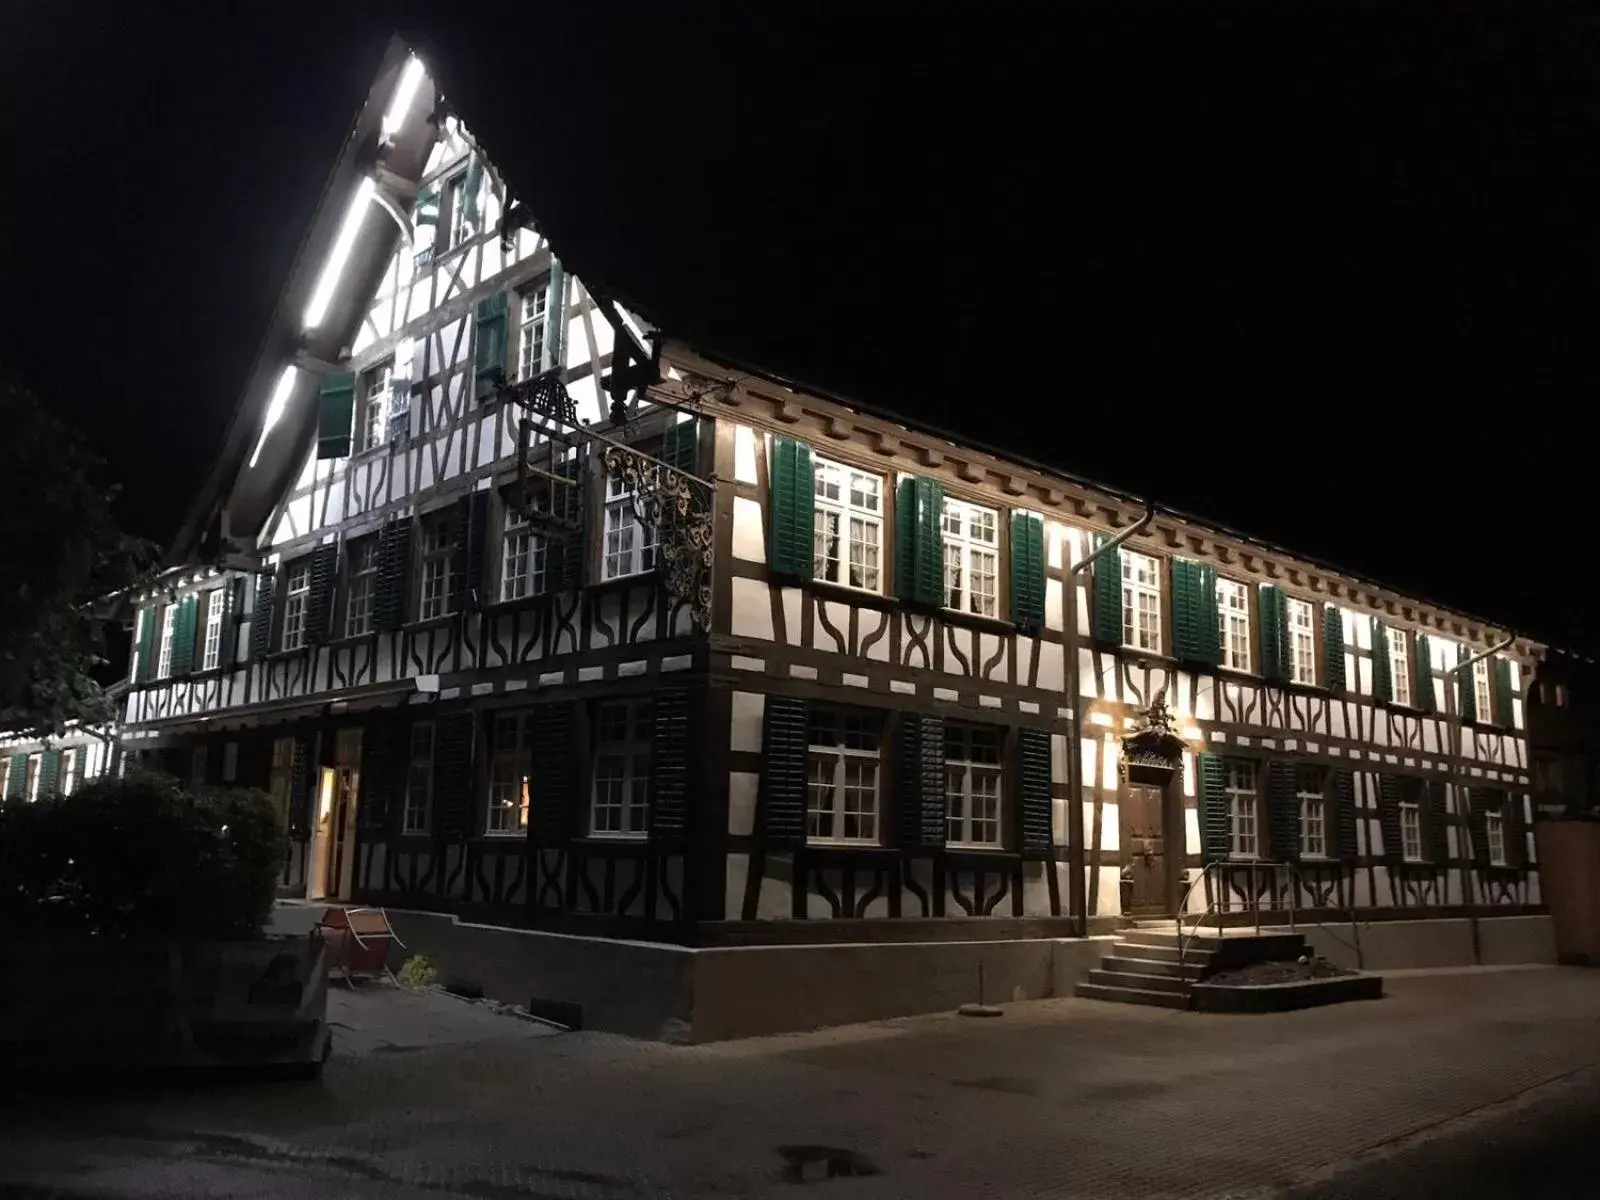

[600,442,714,631]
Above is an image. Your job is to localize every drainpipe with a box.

[1066,500,1157,935]
[1448,630,1515,965]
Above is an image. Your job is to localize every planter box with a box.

[1188,972,1384,1013]
[0,933,331,1076]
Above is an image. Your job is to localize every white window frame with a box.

[1217,578,1251,672]
[25,753,42,802]
[1287,597,1317,686]
[60,748,78,796]
[486,712,531,836]
[805,708,882,845]
[281,561,311,650]
[940,497,999,618]
[358,360,393,453]
[1473,658,1493,722]
[345,539,379,637]
[130,610,145,681]
[590,700,653,839]
[156,604,177,678]
[201,592,224,672]
[1297,770,1327,858]
[517,284,548,381]
[601,469,659,581]
[418,517,455,620]
[945,724,1004,848]
[500,507,545,601]
[812,455,884,593]
[1399,799,1424,862]
[403,723,434,835]
[1485,806,1508,866]
[1121,550,1162,654]
[1388,627,1412,706]
[1225,760,1258,858]
[446,171,474,250]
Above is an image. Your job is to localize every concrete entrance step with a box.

[1099,955,1207,980]
[1108,942,1214,965]
[1086,969,1188,994]
[1074,982,1188,1009]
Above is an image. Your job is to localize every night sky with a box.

[5,2,1595,652]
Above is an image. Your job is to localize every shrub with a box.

[0,770,285,942]
[397,955,438,988]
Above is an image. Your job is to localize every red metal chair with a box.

[316,906,404,986]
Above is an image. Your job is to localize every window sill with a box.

[403,615,457,635]
[573,834,651,846]
[481,592,553,617]
[589,570,659,597]
[799,579,897,613]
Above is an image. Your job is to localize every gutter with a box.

[1446,629,1516,965]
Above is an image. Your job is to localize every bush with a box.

[0,770,285,942]
[397,955,438,988]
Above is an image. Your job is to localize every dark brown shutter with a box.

[1015,727,1052,854]
[528,702,581,842]
[759,695,810,847]
[305,542,340,644]
[896,713,946,849]
[374,517,414,631]
[287,736,313,839]
[1377,774,1404,864]
[358,716,407,838]
[248,571,277,661]
[430,713,476,841]
[1333,769,1359,859]
[650,687,696,838]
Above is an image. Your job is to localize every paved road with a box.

[3,966,1599,1198]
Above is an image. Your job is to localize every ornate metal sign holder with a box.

[1119,685,1187,787]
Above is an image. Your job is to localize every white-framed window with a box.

[1399,797,1424,862]
[418,517,455,620]
[602,469,659,580]
[345,539,378,637]
[26,754,42,802]
[201,591,224,671]
[945,724,1003,847]
[941,498,999,617]
[591,699,652,837]
[1288,597,1317,686]
[1473,658,1493,722]
[59,748,78,796]
[1297,767,1327,857]
[1122,550,1162,653]
[1485,805,1508,866]
[806,708,881,844]
[812,456,883,592]
[268,736,295,831]
[281,561,311,650]
[1387,626,1412,706]
[1217,578,1250,672]
[500,507,545,601]
[446,172,475,249]
[403,722,434,834]
[517,284,548,381]
[1225,760,1258,857]
[156,604,177,678]
[486,711,531,835]
[358,360,393,452]
[129,609,145,681]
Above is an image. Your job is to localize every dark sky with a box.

[5,2,1596,652]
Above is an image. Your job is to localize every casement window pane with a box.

[500,508,546,600]
[1217,578,1251,672]
[25,755,41,802]
[60,749,78,797]
[1224,760,1257,857]
[201,592,225,671]
[419,518,455,619]
[404,723,434,834]
[1399,801,1423,861]
[517,285,549,381]
[1288,598,1317,685]
[811,456,883,592]
[590,699,652,836]
[280,563,312,650]
[1473,659,1493,720]
[447,174,474,249]
[805,707,881,844]
[1121,550,1162,654]
[267,736,296,832]
[1486,808,1507,866]
[1388,627,1412,706]
[156,605,177,678]
[486,713,531,834]
[940,498,999,617]
[945,724,1004,846]
[1297,766,1326,857]
[359,360,393,452]
[346,540,379,637]
[602,471,660,580]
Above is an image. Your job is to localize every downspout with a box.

[1448,630,1516,965]
[1065,500,1157,934]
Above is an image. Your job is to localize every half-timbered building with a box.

[118,43,1548,1028]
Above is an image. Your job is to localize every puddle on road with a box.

[776,1144,881,1184]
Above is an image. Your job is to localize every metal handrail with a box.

[1173,860,1366,994]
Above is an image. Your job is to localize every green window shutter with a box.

[287,737,312,839]
[218,577,243,668]
[1332,769,1358,859]
[1458,645,1479,723]
[1414,633,1435,713]
[1009,511,1046,632]
[896,713,946,849]
[169,595,198,676]
[549,455,587,592]
[545,258,566,371]
[1170,559,1219,666]
[134,606,158,682]
[760,695,811,848]
[1322,605,1346,692]
[1467,788,1494,868]
[1091,535,1123,646]
[305,543,339,644]
[529,703,582,842]
[894,476,944,607]
[316,371,356,460]
[1493,657,1515,727]
[38,749,61,799]
[1370,617,1392,702]
[431,713,477,841]
[463,155,485,228]
[1425,779,1449,864]
[662,417,702,476]
[473,293,509,403]
[373,518,414,631]
[1506,792,1529,867]
[6,753,27,799]
[357,716,407,838]
[1259,585,1288,682]
[1015,727,1053,854]
[1266,761,1299,860]
[1197,752,1230,863]
[768,436,815,579]
[248,573,277,661]
[412,180,441,267]
[1377,774,1404,864]
[650,686,697,839]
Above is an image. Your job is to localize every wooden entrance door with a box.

[1124,783,1173,915]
